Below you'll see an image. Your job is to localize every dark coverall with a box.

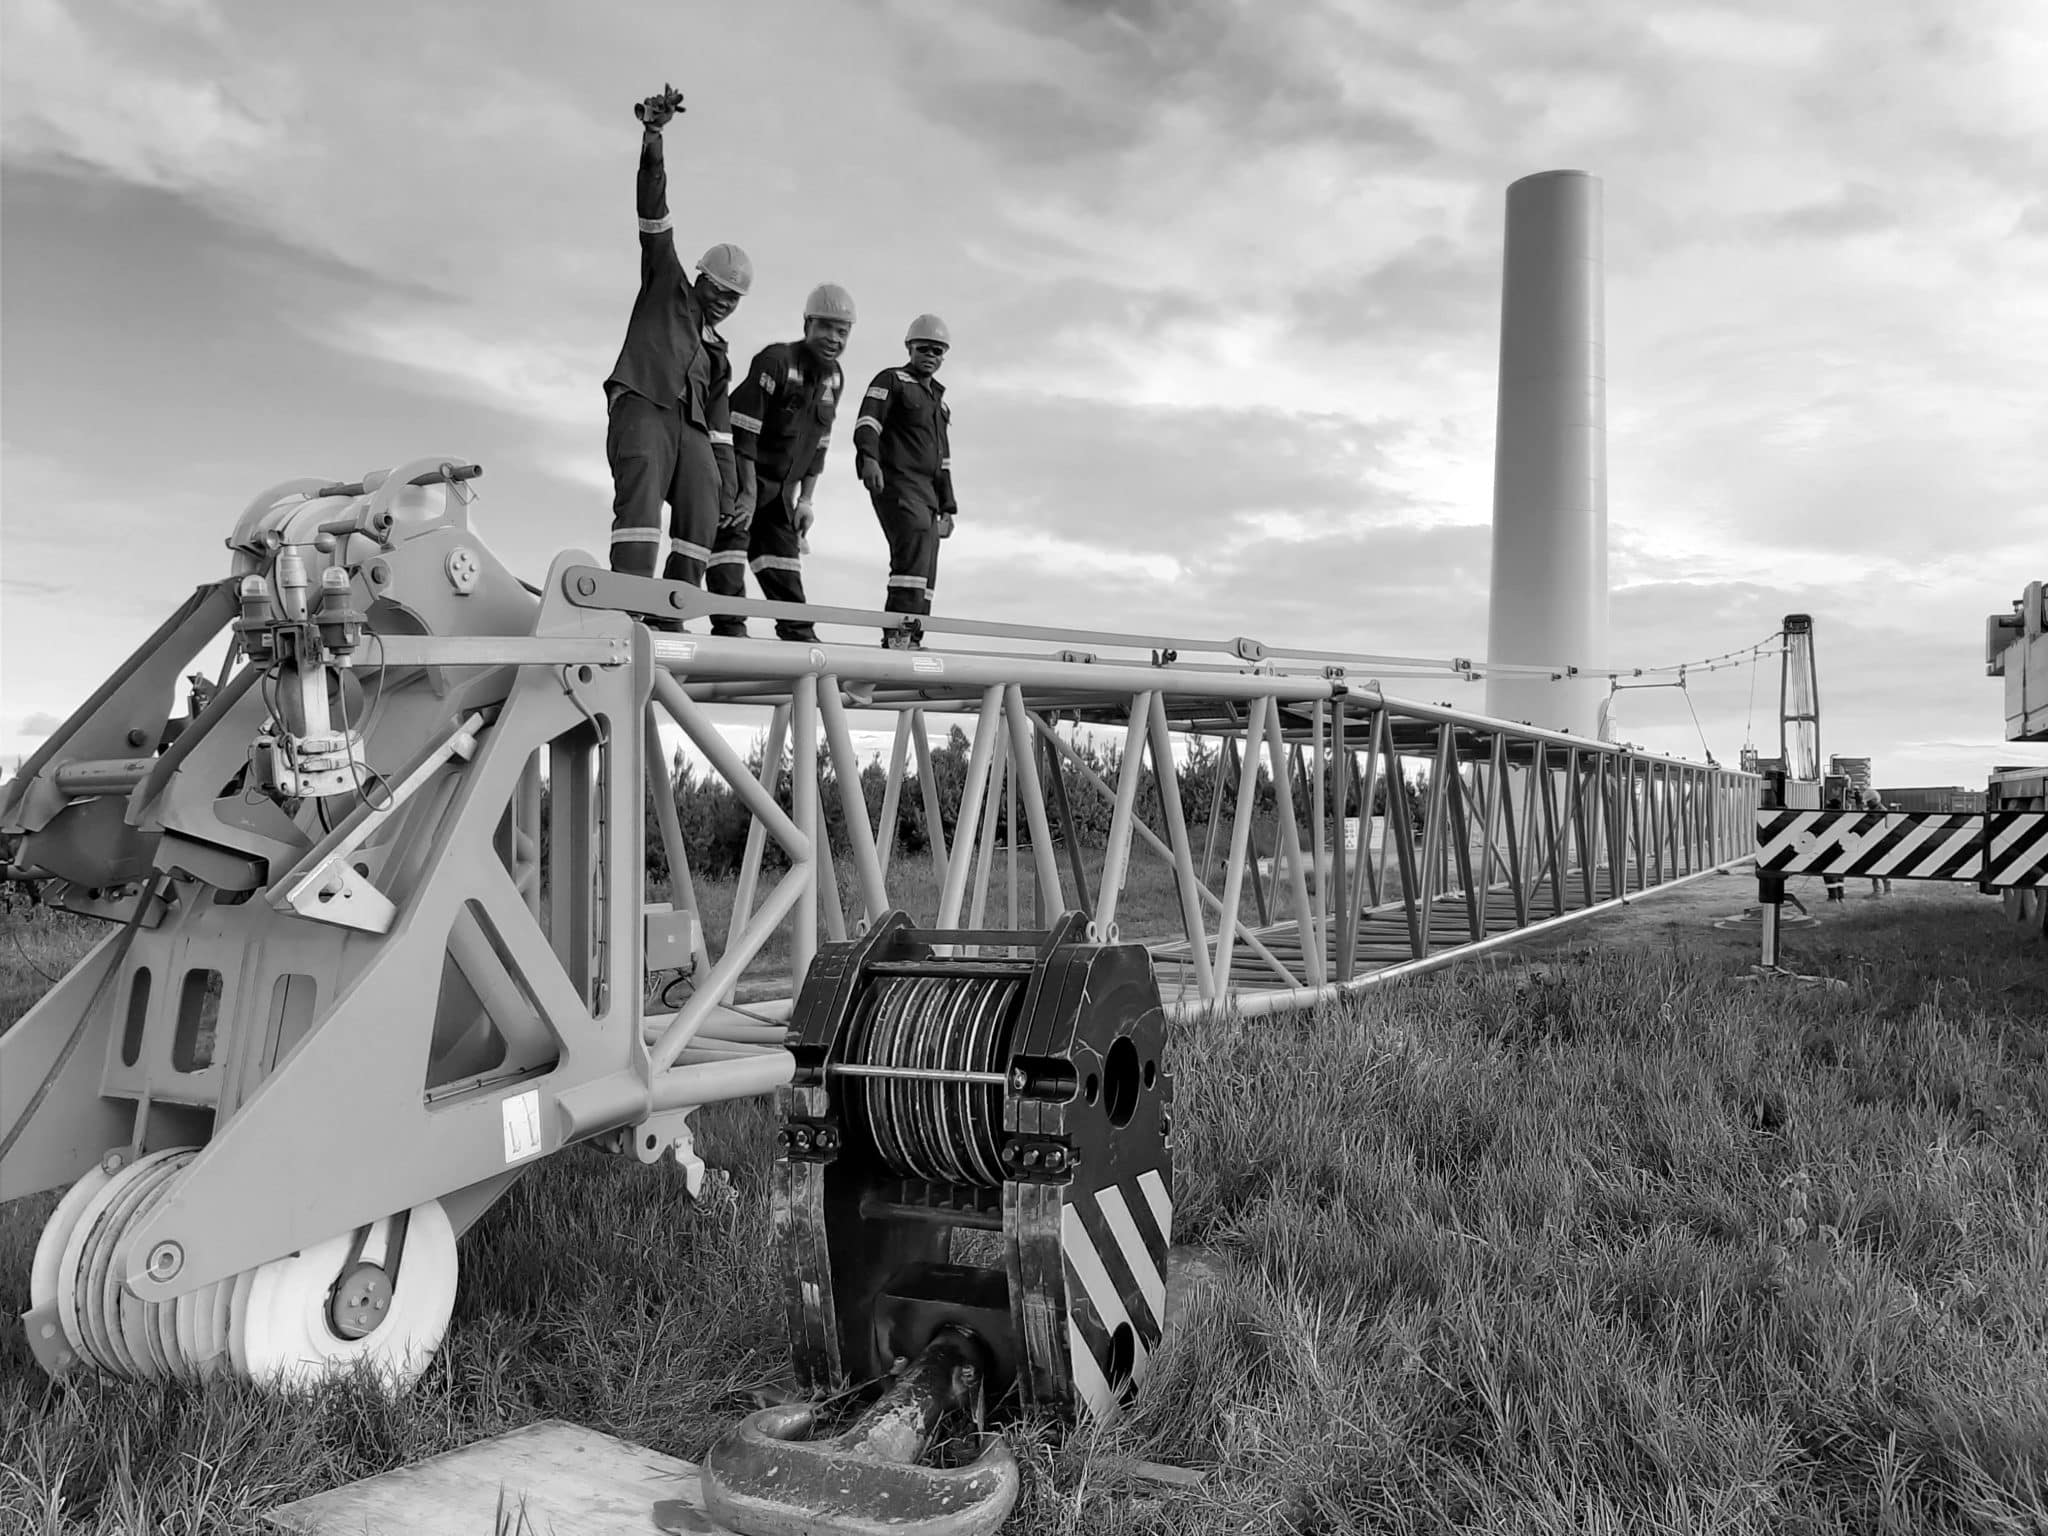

[602,132,735,585]
[710,341,843,641]
[852,367,955,630]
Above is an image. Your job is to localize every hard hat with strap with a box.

[804,283,857,324]
[696,243,755,296]
[904,313,950,347]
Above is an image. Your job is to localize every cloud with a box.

[1765,184,1899,240]
[3,0,2044,793]
[958,391,1404,535]
[887,0,1437,170]
[332,315,608,433]
[0,571,70,599]
[0,0,278,194]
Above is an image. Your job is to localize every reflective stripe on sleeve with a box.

[611,527,664,546]
[638,216,672,234]
[709,430,734,446]
[887,574,928,590]
[852,418,881,436]
[940,459,951,470]
[729,412,763,434]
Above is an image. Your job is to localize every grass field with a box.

[2,875,2045,1533]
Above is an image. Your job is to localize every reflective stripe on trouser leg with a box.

[748,479,815,640]
[607,390,681,578]
[659,423,721,587]
[707,512,752,636]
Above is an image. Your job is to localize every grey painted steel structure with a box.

[0,479,1756,1367]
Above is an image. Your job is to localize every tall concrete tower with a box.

[1484,170,1609,736]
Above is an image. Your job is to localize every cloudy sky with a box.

[3,0,2043,789]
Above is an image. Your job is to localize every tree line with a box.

[633,727,1425,885]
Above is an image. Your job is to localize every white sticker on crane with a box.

[502,1089,544,1164]
[912,655,944,674]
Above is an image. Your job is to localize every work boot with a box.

[776,625,821,645]
[710,620,748,639]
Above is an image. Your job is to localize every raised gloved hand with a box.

[635,83,685,130]
[936,512,956,540]
[858,456,885,494]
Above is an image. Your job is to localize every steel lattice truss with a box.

[578,568,1762,1024]
[0,539,1758,1322]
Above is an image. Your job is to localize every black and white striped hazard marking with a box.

[1756,810,1983,879]
[1987,812,2048,888]
[1755,809,2048,884]
[1060,1169,1171,1420]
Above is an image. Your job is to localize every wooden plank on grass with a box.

[266,1420,736,1535]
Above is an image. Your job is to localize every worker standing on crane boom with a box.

[710,284,855,642]
[601,83,748,614]
[853,315,957,647]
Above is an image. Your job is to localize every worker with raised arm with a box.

[709,284,856,642]
[601,83,748,616]
[852,315,956,648]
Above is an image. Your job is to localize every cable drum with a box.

[840,974,1023,1187]
[778,910,1176,1418]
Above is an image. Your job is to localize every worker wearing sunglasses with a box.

[852,315,960,648]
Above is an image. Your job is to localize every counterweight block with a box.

[774,911,1175,1421]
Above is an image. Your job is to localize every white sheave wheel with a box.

[235,1198,459,1392]
[33,1150,459,1391]
[53,1148,193,1379]
[29,1158,113,1315]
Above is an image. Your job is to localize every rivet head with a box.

[574,575,597,597]
[146,1241,184,1281]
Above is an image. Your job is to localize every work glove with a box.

[726,488,755,530]
[936,512,956,540]
[858,456,885,494]
[635,84,685,130]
